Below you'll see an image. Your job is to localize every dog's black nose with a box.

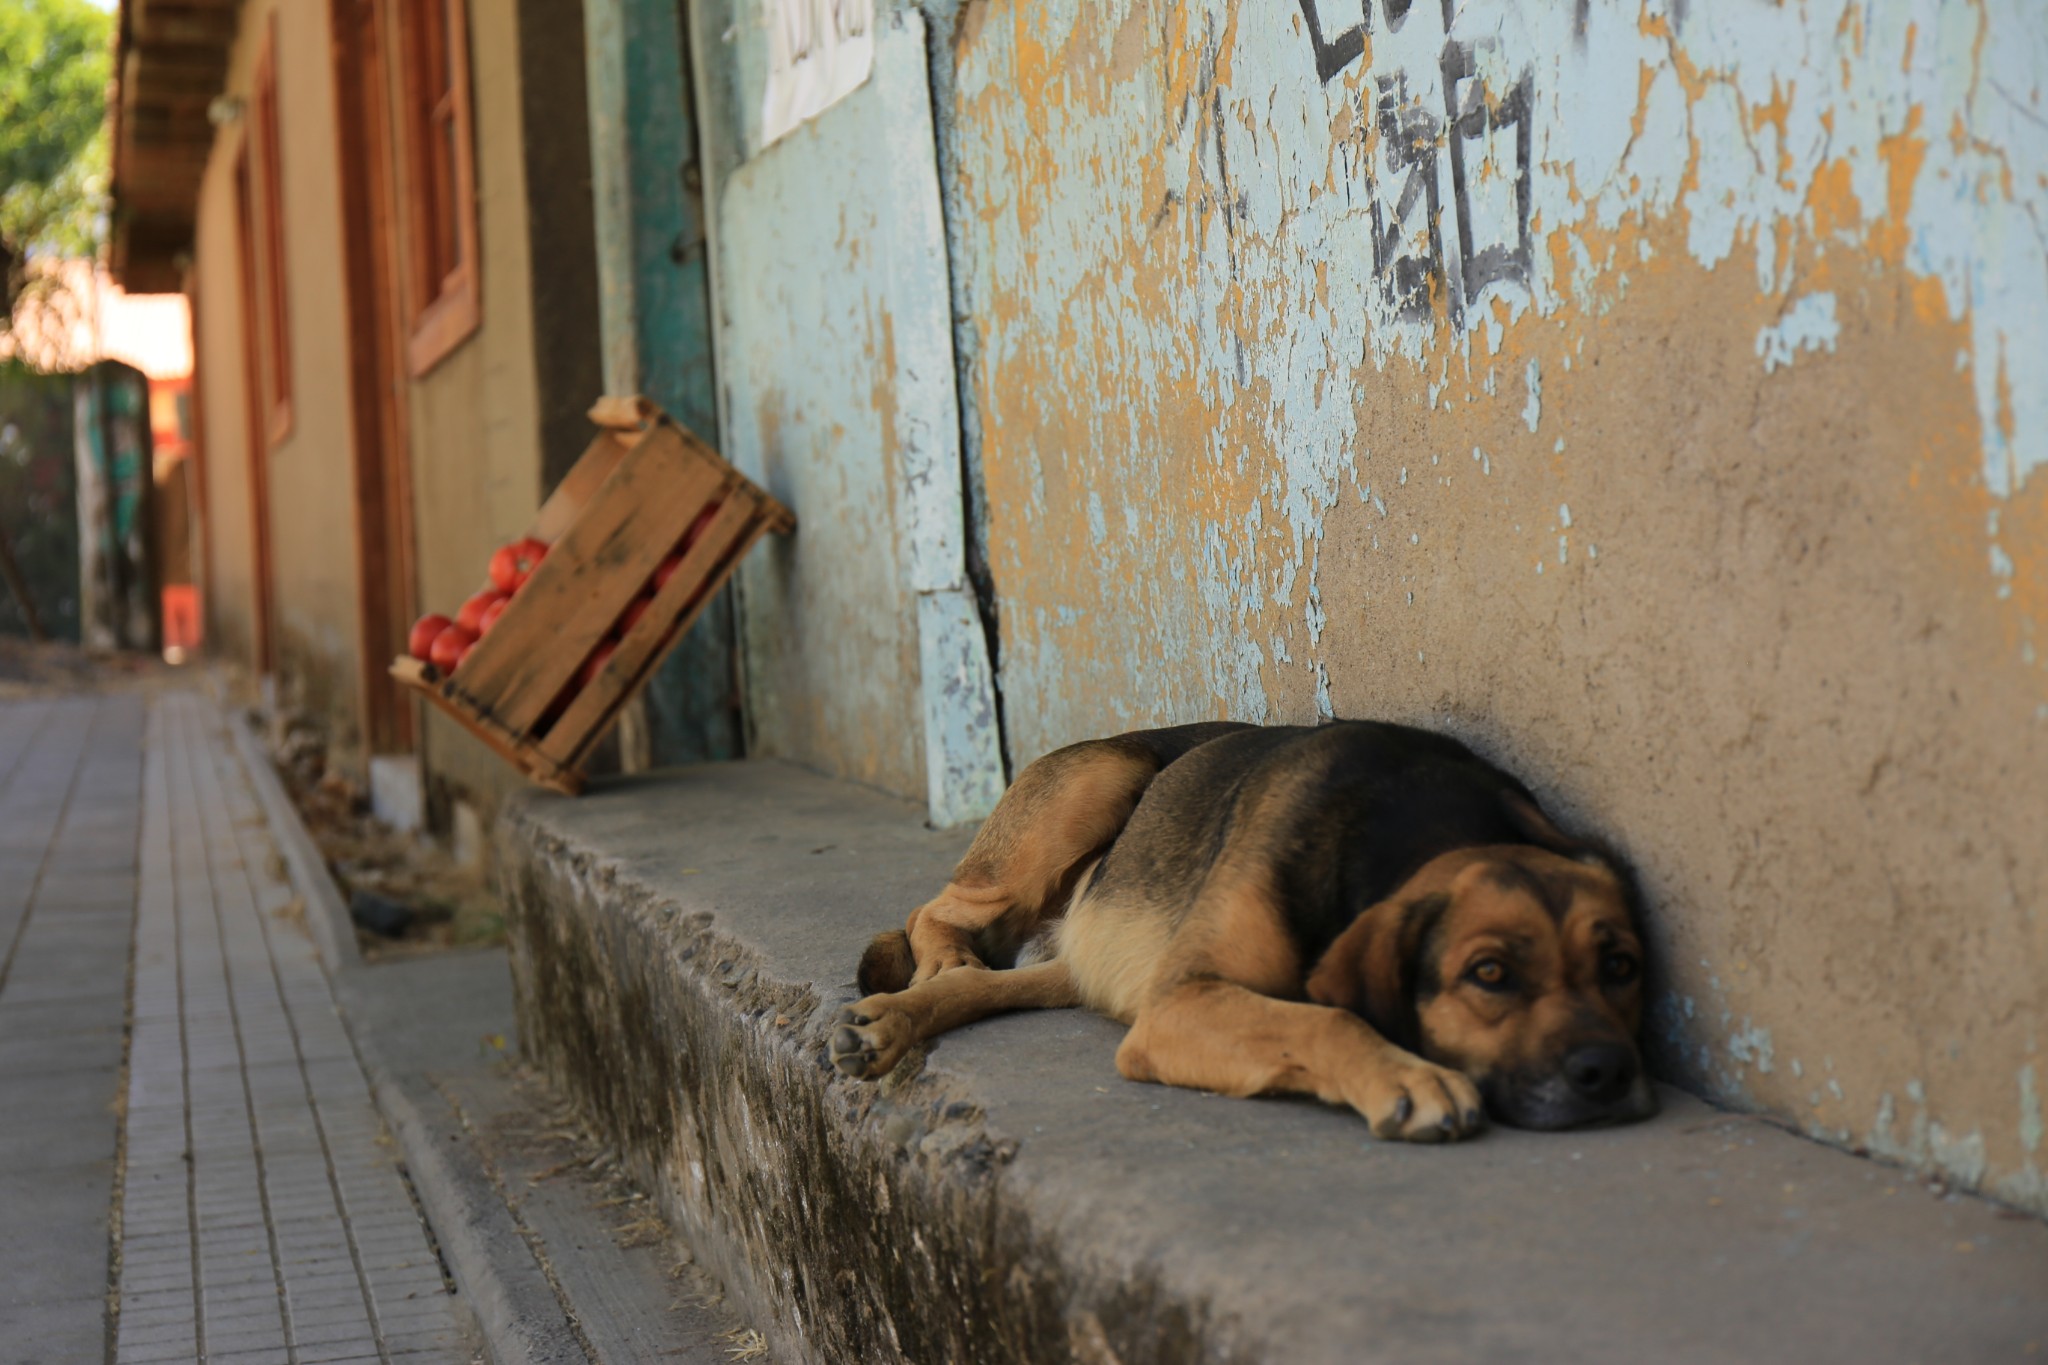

[1564,1042,1637,1105]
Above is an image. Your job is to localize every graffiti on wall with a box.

[1301,0,1532,326]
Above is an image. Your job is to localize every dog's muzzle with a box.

[1481,1044,1661,1130]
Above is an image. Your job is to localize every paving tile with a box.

[1,692,511,1364]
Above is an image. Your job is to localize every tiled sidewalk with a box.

[114,693,474,1364]
[0,694,145,1362]
[0,688,474,1363]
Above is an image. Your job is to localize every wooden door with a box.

[232,147,277,675]
[332,0,417,752]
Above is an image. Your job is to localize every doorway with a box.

[331,0,417,754]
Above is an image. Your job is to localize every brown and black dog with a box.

[830,720,1658,1141]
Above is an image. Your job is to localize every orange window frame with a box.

[252,14,293,443]
[393,0,480,376]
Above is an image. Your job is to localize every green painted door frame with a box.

[584,0,738,764]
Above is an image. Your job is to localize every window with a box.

[394,0,479,375]
[252,14,292,442]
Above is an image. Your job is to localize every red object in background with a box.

[617,594,654,636]
[430,624,479,674]
[489,536,550,593]
[575,641,616,690]
[650,554,684,592]
[408,612,453,660]
[457,588,506,632]
[681,501,721,553]
[478,597,511,634]
[161,586,202,653]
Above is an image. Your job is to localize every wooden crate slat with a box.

[534,494,763,767]
[452,429,728,733]
[389,659,583,794]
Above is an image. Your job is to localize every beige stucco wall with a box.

[405,0,549,820]
[188,0,364,754]
[941,0,2047,1211]
[264,0,367,754]
[190,139,255,676]
[185,0,554,819]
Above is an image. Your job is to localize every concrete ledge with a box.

[499,761,2048,1364]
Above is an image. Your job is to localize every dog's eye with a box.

[1602,952,1640,986]
[1466,959,1511,991]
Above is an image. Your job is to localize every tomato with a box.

[617,594,654,636]
[407,613,453,661]
[430,624,479,674]
[650,554,685,592]
[478,596,511,634]
[575,641,616,690]
[488,536,551,593]
[680,501,722,553]
[457,588,506,632]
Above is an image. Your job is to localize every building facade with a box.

[114,0,2048,1213]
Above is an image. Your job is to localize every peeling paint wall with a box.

[925,0,2047,1209]
[702,10,1004,825]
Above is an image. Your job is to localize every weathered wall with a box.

[930,0,2046,1209]
[183,1,596,823]
[408,0,552,820]
[262,0,366,754]
[698,10,1005,824]
[187,0,366,713]
[189,143,255,674]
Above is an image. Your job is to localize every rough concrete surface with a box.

[500,760,2048,1365]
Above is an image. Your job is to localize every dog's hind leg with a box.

[1115,980,1488,1143]
[830,960,1081,1079]
[878,725,1247,988]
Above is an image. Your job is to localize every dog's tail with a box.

[856,929,915,995]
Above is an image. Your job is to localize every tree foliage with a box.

[1,0,114,325]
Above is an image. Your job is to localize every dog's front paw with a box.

[1349,1053,1487,1143]
[829,997,917,1079]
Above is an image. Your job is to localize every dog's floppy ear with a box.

[1306,892,1449,1050]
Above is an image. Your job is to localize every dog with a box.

[829,720,1658,1141]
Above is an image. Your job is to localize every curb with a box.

[226,707,363,972]
[225,703,591,1365]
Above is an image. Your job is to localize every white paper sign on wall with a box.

[758,0,873,150]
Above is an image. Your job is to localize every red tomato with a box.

[430,624,479,675]
[457,588,506,632]
[478,597,511,634]
[617,594,654,636]
[650,554,685,592]
[407,613,452,661]
[680,502,722,553]
[575,641,616,690]
[488,536,551,593]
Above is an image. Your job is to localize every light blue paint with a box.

[919,590,1006,827]
[1522,359,1541,434]
[1728,1021,1776,1076]
[711,12,1001,823]
[1756,293,1841,374]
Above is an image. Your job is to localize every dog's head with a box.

[1306,846,1657,1129]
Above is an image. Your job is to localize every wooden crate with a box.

[390,396,794,794]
